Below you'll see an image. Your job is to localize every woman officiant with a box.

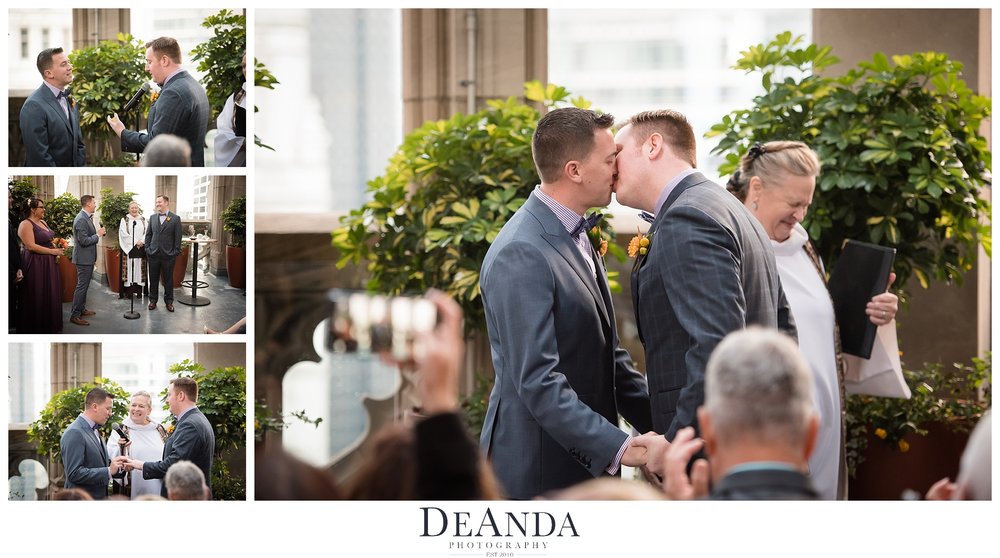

[118,201,147,299]
[107,391,168,499]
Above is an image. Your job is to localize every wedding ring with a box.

[881,310,886,319]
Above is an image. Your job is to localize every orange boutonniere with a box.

[165,215,171,222]
[627,229,652,258]
[150,91,159,104]
[166,424,175,436]
[587,226,608,258]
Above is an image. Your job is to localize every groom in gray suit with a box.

[107,37,209,166]
[614,109,796,440]
[19,47,86,166]
[70,195,105,327]
[480,108,654,499]
[60,388,129,499]
[144,194,182,312]
[125,377,215,498]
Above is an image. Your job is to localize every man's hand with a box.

[660,426,710,500]
[629,432,669,477]
[97,227,106,237]
[123,458,144,471]
[926,477,956,500]
[621,438,649,467]
[117,438,132,451]
[414,290,464,414]
[106,113,125,137]
[110,455,131,475]
[16,269,23,282]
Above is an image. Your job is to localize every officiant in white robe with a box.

[119,202,148,298]
[107,391,168,499]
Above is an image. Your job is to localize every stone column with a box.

[813,9,990,364]
[208,176,247,276]
[30,176,55,201]
[71,9,130,49]
[154,176,178,206]
[50,343,102,395]
[401,8,547,132]
[194,342,246,372]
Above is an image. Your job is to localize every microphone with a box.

[112,422,129,442]
[122,81,151,113]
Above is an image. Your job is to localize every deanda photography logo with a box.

[419,505,579,556]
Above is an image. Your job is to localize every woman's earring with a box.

[752,201,759,211]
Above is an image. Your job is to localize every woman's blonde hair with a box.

[726,140,821,201]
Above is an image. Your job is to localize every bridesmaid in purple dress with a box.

[17,198,64,333]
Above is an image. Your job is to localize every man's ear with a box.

[697,407,715,457]
[646,132,665,160]
[563,160,583,183]
[802,413,820,462]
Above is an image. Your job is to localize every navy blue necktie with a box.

[571,213,603,237]
[639,211,655,224]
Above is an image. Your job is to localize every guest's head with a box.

[165,460,209,500]
[698,327,818,484]
[127,201,141,218]
[37,47,73,88]
[549,477,664,501]
[532,107,617,214]
[80,194,96,213]
[255,447,342,500]
[345,424,417,499]
[166,377,197,416]
[725,141,821,243]
[142,134,192,167]
[83,387,114,426]
[613,109,697,212]
[145,37,182,84]
[54,487,93,500]
[129,391,154,425]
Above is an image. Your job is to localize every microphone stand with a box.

[124,219,140,320]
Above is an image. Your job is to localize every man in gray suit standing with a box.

[614,109,796,440]
[70,194,105,327]
[106,37,209,167]
[19,47,86,166]
[124,377,216,498]
[144,194,182,312]
[60,388,129,499]
[479,107,655,499]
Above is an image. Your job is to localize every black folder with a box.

[127,245,145,258]
[827,240,895,359]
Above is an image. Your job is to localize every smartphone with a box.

[327,289,438,361]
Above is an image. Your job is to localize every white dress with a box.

[107,417,165,498]
[215,82,247,167]
[771,223,841,500]
[119,215,147,287]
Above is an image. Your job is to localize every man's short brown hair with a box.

[532,107,615,183]
[36,47,64,76]
[84,387,113,409]
[625,110,698,167]
[170,377,198,402]
[146,37,182,65]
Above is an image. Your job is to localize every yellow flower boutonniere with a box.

[166,423,175,436]
[628,230,652,258]
[150,91,159,104]
[166,215,171,222]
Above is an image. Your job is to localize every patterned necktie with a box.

[639,211,655,224]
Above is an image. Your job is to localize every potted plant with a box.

[221,195,246,288]
[161,359,247,500]
[172,240,191,289]
[67,33,150,166]
[706,32,991,295]
[845,355,991,499]
[45,192,83,302]
[26,378,130,498]
[97,188,139,292]
[332,82,623,434]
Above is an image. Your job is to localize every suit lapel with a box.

[39,85,73,134]
[525,196,611,328]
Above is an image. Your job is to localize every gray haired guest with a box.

[635,327,821,500]
[165,460,209,500]
[141,134,191,167]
